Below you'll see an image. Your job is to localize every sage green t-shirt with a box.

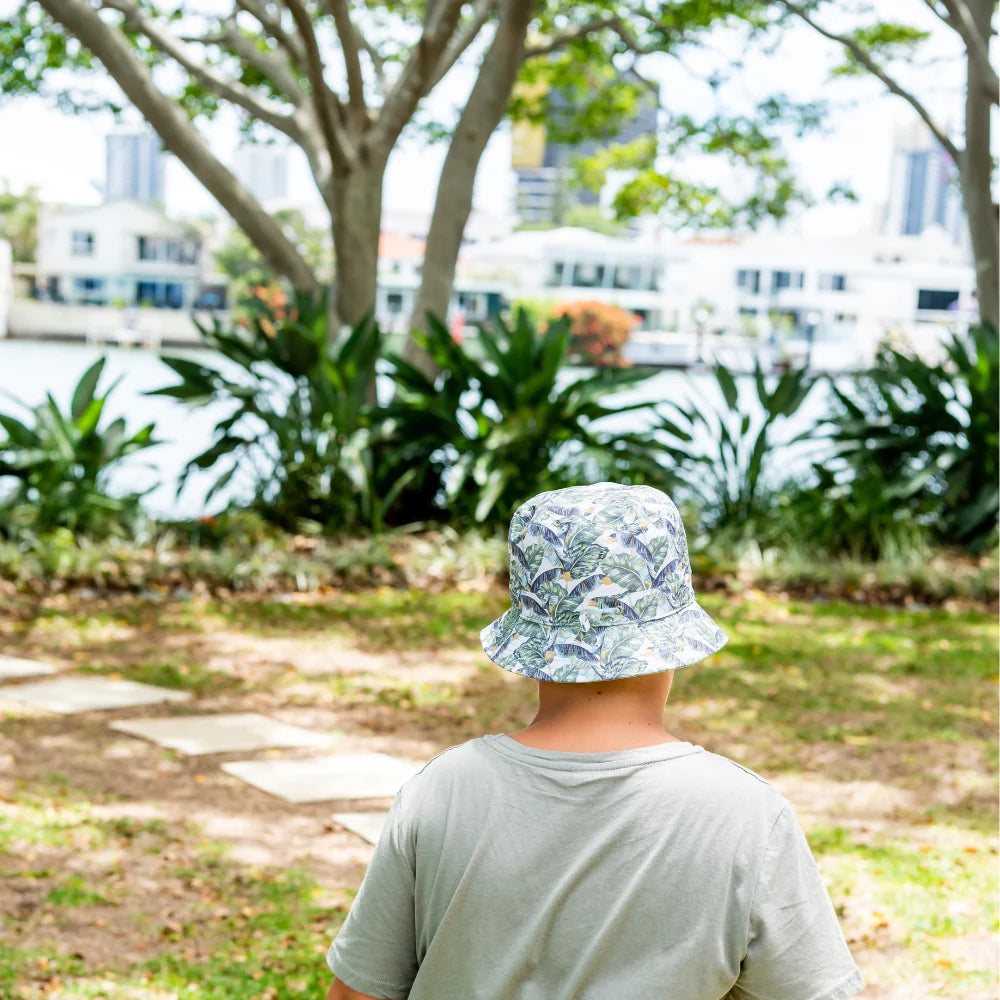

[327,735,863,1000]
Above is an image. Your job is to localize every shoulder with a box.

[399,738,491,796]
[677,748,790,817]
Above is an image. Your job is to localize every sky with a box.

[0,1,976,238]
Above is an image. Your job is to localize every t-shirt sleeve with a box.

[327,794,418,1000]
[729,804,863,1000]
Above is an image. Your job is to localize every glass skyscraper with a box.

[105,128,166,203]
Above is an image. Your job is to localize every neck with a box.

[509,673,679,752]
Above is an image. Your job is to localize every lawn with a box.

[1,588,996,999]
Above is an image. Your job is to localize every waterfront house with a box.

[35,199,204,309]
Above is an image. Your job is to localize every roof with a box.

[379,232,426,260]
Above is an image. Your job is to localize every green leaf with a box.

[70,357,106,421]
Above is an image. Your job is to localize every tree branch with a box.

[213,17,305,106]
[235,0,307,66]
[524,17,616,57]
[411,0,534,341]
[356,28,386,93]
[279,0,356,168]
[779,0,962,160]
[939,0,999,103]
[325,0,366,118]
[428,0,497,90]
[35,0,318,290]
[100,0,302,138]
[372,0,465,151]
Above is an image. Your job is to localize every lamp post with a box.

[804,310,821,372]
[693,306,709,367]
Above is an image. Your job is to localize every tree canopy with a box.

[1,0,993,329]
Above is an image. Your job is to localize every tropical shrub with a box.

[148,290,400,533]
[770,466,934,561]
[0,357,158,538]
[653,362,818,537]
[553,300,639,367]
[385,311,670,530]
[824,323,998,552]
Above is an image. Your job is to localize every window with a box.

[648,267,663,292]
[71,231,95,256]
[547,261,565,288]
[738,307,757,316]
[136,280,185,309]
[613,265,643,291]
[736,269,760,294]
[386,292,404,314]
[818,273,846,291]
[572,262,605,288]
[771,270,804,292]
[73,277,105,304]
[916,288,960,311]
[457,292,486,319]
[138,236,200,263]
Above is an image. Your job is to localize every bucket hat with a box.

[480,483,727,682]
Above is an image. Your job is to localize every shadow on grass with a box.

[2,780,347,1000]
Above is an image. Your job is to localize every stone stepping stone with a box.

[0,656,57,681]
[1,676,190,713]
[109,712,336,756]
[221,753,418,803]
[332,811,389,846]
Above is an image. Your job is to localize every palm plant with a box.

[384,311,669,529]
[0,357,158,538]
[148,290,394,532]
[826,323,998,550]
[653,361,818,534]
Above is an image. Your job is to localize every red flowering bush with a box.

[553,300,639,367]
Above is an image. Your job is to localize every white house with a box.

[457,227,685,331]
[678,224,977,366]
[36,199,203,309]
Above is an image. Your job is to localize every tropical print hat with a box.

[480,483,727,682]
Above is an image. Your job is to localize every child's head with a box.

[481,482,727,684]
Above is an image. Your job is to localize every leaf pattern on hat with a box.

[483,483,727,681]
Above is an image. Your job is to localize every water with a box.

[0,340,837,519]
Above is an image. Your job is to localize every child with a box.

[325,483,863,1000]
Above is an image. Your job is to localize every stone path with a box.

[2,676,191,713]
[0,655,57,680]
[332,812,389,845]
[221,753,418,803]
[110,712,338,756]
[0,659,399,845]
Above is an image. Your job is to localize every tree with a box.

[0,0,831,337]
[214,207,332,307]
[0,184,40,262]
[775,0,998,330]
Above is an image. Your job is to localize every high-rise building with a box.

[105,127,166,204]
[511,71,658,226]
[883,119,965,244]
[233,143,290,205]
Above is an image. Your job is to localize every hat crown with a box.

[508,483,694,629]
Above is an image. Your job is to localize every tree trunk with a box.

[331,161,386,329]
[37,0,319,293]
[406,0,536,370]
[960,0,999,330]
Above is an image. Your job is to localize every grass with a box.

[813,826,998,992]
[44,874,112,908]
[0,588,996,997]
[79,657,242,696]
[4,847,347,999]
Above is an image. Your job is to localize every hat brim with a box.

[480,602,728,683]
